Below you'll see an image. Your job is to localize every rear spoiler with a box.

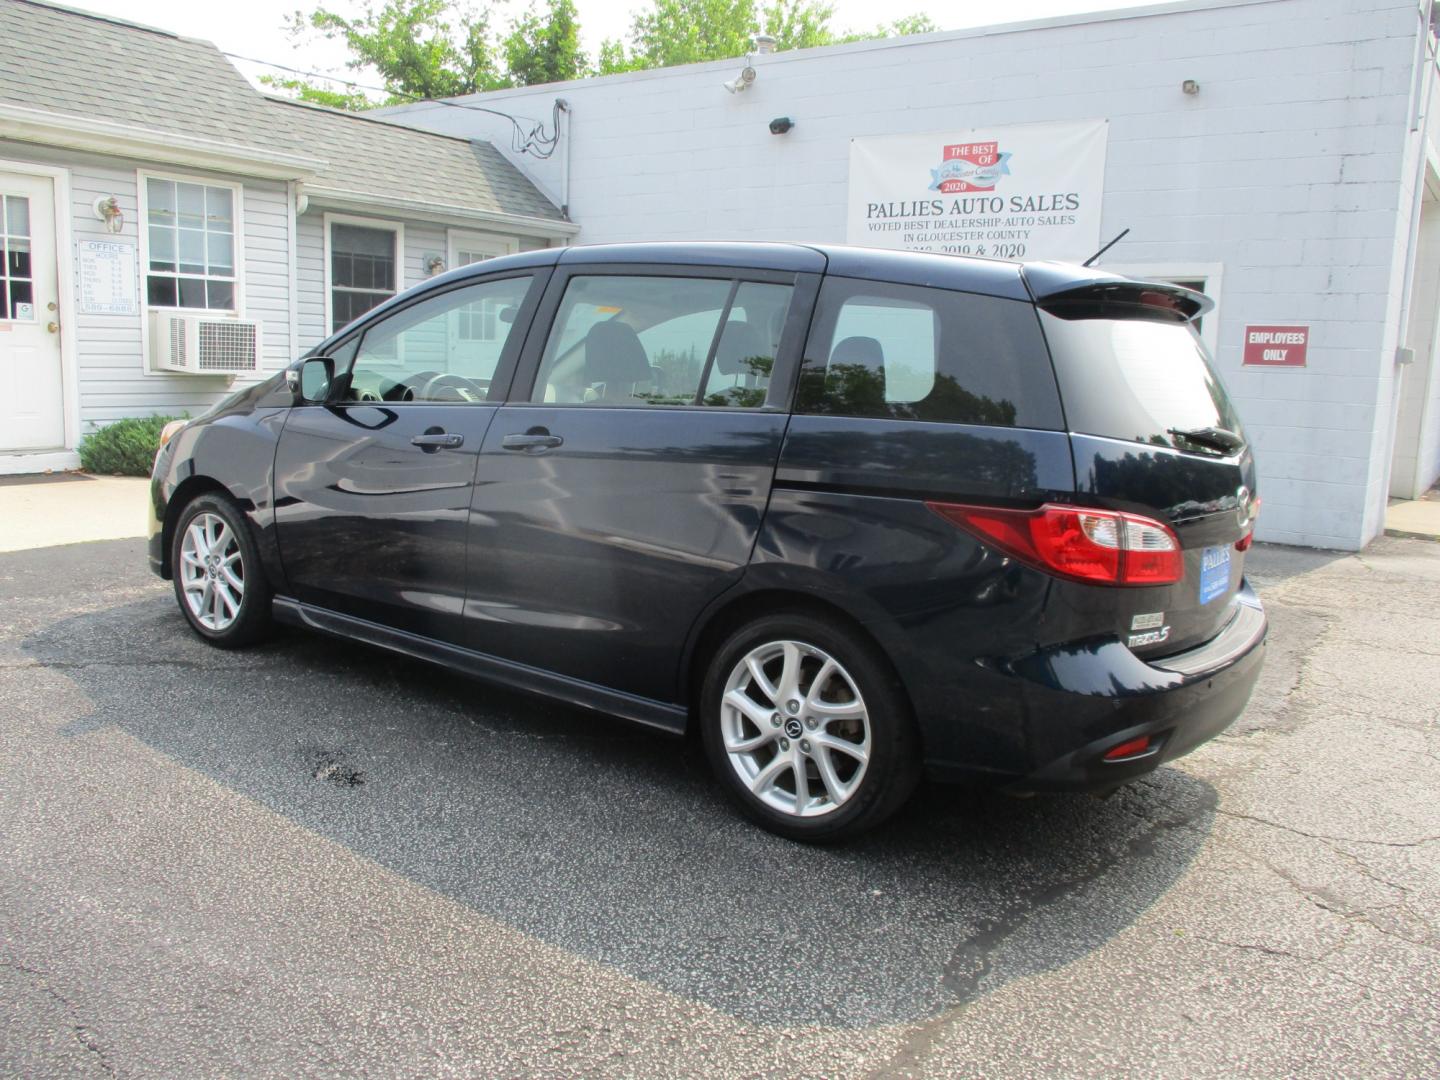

[1021,263,1213,324]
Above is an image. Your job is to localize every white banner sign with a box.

[846,120,1109,263]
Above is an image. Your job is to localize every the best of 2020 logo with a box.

[929,142,1013,193]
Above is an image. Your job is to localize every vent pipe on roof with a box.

[753,33,776,55]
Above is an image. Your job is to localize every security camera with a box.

[723,65,757,93]
[768,116,794,135]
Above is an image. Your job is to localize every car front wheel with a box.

[700,612,920,841]
[171,493,272,648]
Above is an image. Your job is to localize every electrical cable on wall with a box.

[222,51,562,159]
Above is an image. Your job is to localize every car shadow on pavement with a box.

[25,596,1219,1029]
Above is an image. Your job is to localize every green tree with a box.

[503,0,587,86]
[270,0,588,108]
[301,0,507,100]
[598,0,940,74]
[272,0,941,104]
[837,13,939,43]
[257,74,372,110]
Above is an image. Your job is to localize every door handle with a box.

[501,432,564,451]
[411,431,464,451]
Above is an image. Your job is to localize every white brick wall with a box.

[384,0,1424,549]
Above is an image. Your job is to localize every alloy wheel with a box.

[179,512,244,631]
[719,639,872,818]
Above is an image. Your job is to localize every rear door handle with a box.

[501,433,564,451]
[411,432,464,450]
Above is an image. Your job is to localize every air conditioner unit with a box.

[149,312,262,375]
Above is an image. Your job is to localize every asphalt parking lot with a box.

[2,534,1437,1077]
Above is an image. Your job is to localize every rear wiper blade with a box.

[1168,426,1244,455]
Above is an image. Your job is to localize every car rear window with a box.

[795,278,1062,429]
[1038,310,1243,450]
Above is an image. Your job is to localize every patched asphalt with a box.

[2,537,1437,1077]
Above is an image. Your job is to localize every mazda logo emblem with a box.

[784,718,804,739]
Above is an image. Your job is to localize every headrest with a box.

[830,335,885,368]
[584,320,652,385]
[714,321,768,376]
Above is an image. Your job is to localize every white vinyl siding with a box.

[0,136,542,436]
[0,140,295,430]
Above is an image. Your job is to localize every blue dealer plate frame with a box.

[1199,544,1232,605]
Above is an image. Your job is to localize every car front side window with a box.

[343,275,534,404]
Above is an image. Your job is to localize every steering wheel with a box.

[418,372,487,403]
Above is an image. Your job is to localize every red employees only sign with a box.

[1243,325,1309,367]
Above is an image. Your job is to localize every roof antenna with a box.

[1082,228,1130,267]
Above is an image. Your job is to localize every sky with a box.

[65,0,1159,96]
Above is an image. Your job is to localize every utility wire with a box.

[222,50,561,158]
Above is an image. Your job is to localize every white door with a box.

[0,172,64,451]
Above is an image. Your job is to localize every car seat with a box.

[584,321,654,402]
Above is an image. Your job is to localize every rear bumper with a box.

[927,587,1267,790]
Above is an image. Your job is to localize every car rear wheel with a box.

[700,612,920,841]
[171,493,272,648]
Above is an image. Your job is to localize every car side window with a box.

[532,275,793,407]
[344,274,533,403]
[795,279,1063,429]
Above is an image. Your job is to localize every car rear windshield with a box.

[795,278,1063,429]
[1038,310,1243,451]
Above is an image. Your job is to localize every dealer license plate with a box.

[1199,544,1232,605]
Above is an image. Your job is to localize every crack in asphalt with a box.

[1216,808,1440,849]
[1243,847,1439,951]
[1184,929,1408,999]
[1,959,115,1077]
[869,786,1217,1078]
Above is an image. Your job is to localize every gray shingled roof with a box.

[0,0,561,221]
[0,0,280,149]
[267,97,563,221]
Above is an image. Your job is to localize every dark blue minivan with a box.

[149,243,1266,840]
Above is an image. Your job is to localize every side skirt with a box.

[271,597,689,736]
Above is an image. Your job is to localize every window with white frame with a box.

[330,220,400,332]
[144,177,239,310]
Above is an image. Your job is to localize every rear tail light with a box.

[927,502,1184,586]
[1104,735,1154,761]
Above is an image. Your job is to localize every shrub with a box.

[78,414,185,476]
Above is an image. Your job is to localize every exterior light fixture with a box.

[723,61,757,93]
[92,195,124,233]
[426,255,446,277]
[1182,79,1200,95]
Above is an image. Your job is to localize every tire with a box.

[170,493,273,648]
[700,611,921,842]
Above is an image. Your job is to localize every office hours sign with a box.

[846,120,1109,262]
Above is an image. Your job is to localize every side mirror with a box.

[295,356,335,404]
